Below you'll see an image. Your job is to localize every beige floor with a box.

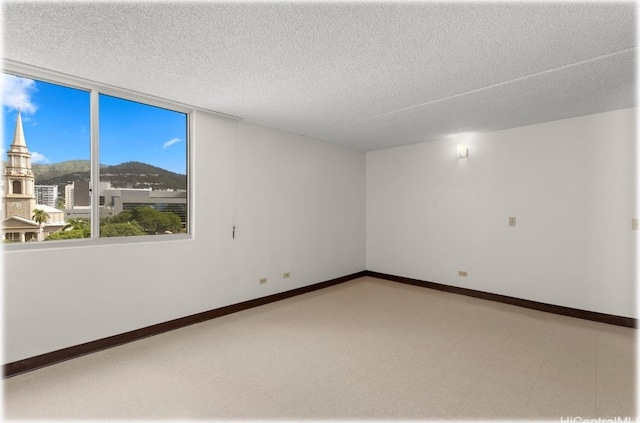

[3,276,636,420]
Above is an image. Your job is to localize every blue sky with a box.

[2,73,187,174]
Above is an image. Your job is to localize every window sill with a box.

[2,233,193,252]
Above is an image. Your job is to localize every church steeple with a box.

[11,110,28,149]
[3,109,36,221]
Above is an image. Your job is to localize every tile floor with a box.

[3,276,637,420]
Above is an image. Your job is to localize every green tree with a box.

[106,206,182,235]
[132,207,180,234]
[106,210,134,224]
[46,229,87,240]
[100,222,146,237]
[32,208,50,225]
[44,217,91,240]
[64,218,90,232]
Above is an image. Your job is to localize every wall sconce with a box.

[457,145,468,158]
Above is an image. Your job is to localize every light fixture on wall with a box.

[457,145,468,158]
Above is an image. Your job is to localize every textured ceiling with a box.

[2,1,636,151]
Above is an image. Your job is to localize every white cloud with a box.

[1,74,38,114]
[162,138,183,149]
[30,152,50,164]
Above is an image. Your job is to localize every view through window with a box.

[98,94,187,238]
[1,72,189,243]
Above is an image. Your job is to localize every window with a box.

[98,94,188,237]
[2,70,190,245]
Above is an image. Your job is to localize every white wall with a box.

[4,106,635,364]
[3,111,366,363]
[367,108,637,318]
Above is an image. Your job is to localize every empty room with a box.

[2,1,636,421]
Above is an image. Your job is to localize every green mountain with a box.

[34,161,186,190]
[32,160,91,180]
[100,162,186,190]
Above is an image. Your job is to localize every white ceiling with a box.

[2,1,636,151]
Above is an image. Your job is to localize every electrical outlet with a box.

[633,218,638,231]
[283,272,291,279]
[259,277,267,285]
[508,217,516,227]
[458,271,468,277]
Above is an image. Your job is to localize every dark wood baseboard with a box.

[365,271,637,329]
[6,269,634,378]
[4,271,366,378]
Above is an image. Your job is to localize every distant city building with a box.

[63,205,112,221]
[64,180,90,208]
[35,185,58,208]
[63,206,91,221]
[74,180,90,206]
[101,183,187,228]
[61,182,186,227]
[64,184,74,209]
[2,111,65,242]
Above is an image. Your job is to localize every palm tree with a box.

[32,208,50,242]
[32,209,50,225]
[63,218,89,231]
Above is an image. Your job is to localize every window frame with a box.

[2,61,194,250]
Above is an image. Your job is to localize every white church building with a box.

[2,111,65,242]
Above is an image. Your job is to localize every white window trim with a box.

[2,60,196,250]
